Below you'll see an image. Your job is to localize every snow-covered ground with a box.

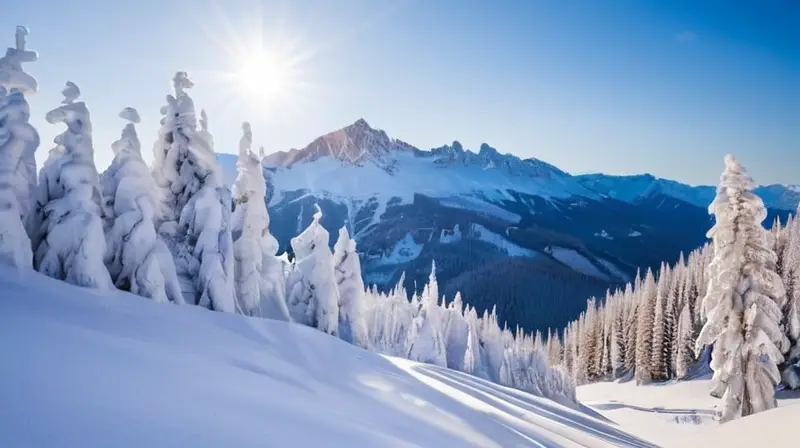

[550,247,608,280]
[473,223,539,258]
[0,267,654,448]
[578,377,800,447]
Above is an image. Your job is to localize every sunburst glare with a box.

[234,50,286,101]
[193,2,317,119]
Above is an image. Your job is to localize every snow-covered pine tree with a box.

[624,307,638,376]
[611,289,627,378]
[562,323,574,374]
[624,272,641,374]
[635,268,657,384]
[404,260,451,363]
[480,306,506,382]
[151,72,235,311]
[151,72,215,228]
[544,328,554,366]
[595,301,609,378]
[443,291,470,370]
[286,205,339,335]
[695,154,789,422]
[427,259,439,309]
[573,312,588,385]
[405,295,447,367]
[781,208,800,388]
[365,276,415,356]
[231,122,290,320]
[33,82,111,289]
[534,330,544,353]
[686,249,706,336]
[667,258,685,378]
[101,107,183,303]
[604,296,616,377]
[0,26,39,268]
[571,319,582,381]
[549,329,563,367]
[583,297,601,380]
[651,264,670,382]
[699,228,733,397]
[462,306,487,378]
[675,302,695,379]
[333,226,368,348]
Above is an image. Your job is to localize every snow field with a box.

[0,266,656,448]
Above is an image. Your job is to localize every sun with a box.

[196,6,319,117]
[234,52,286,101]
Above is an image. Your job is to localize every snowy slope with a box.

[691,401,800,446]
[0,267,655,448]
[578,377,800,447]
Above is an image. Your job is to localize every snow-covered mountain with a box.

[258,118,600,209]
[576,173,800,211]
[217,119,798,332]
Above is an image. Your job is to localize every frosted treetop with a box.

[0,26,38,93]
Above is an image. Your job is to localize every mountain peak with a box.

[263,118,412,171]
[352,118,371,129]
[479,143,497,156]
[263,120,573,183]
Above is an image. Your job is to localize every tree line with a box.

[550,155,800,422]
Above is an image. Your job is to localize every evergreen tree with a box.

[0,26,39,268]
[101,107,183,303]
[781,209,800,388]
[151,72,218,228]
[635,268,657,384]
[534,330,544,353]
[334,227,369,348]
[695,154,789,422]
[583,298,600,380]
[443,292,470,370]
[152,72,235,311]
[573,312,588,385]
[33,82,111,289]
[563,323,574,374]
[651,264,670,381]
[480,307,506,382]
[667,260,684,377]
[462,306,487,378]
[427,259,439,309]
[231,122,290,320]
[624,273,641,374]
[286,206,339,335]
[548,330,563,367]
[596,302,610,378]
[675,302,695,379]
[611,290,627,378]
[405,299,447,367]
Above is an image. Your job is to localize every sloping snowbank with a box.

[0,267,653,447]
[578,377,800,447]
[692,402,800,446]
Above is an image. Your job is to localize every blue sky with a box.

[4,0,798,185]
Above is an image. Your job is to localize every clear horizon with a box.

[4,0,798,186]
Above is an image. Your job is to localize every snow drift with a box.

[0,266,654,447]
